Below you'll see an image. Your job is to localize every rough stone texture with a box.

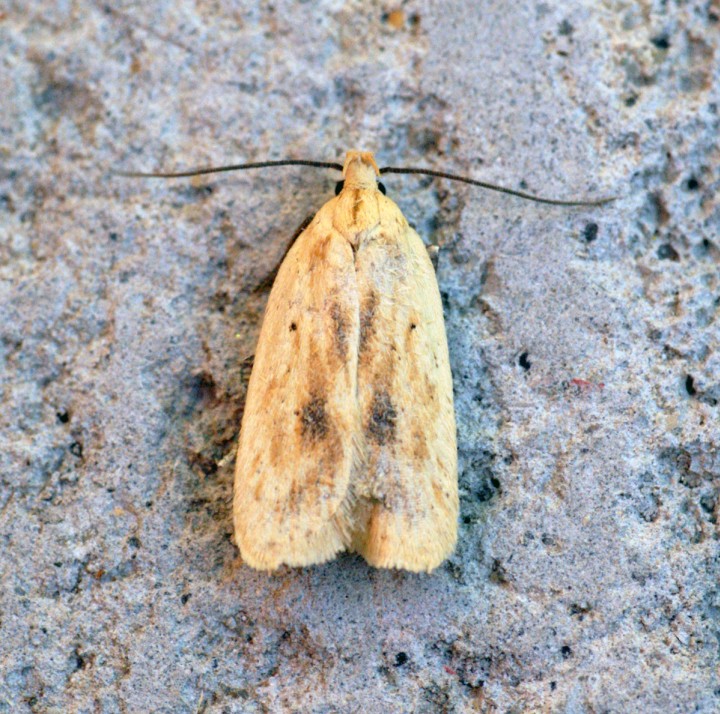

[1,1,718,712]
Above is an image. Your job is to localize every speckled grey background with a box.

[1,1,718,712]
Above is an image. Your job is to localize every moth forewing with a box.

[232,206,360,570]
[350,213,458,571]
[233,151,458,572]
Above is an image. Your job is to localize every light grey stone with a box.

[1,1,718,712]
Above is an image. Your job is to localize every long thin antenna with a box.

[115,158,615,206]
[379,166,615,206]
[114,159,343,179]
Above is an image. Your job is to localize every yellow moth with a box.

[236,151,457,572]
[119,149,611,573]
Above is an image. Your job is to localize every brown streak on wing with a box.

[359,291,378,356]
[351,189,363,223]
[330,302,349,360]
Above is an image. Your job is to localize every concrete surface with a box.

[1,1,718,712]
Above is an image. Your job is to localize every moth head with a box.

[342,151,381,190]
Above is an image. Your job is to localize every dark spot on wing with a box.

[290,322,297,331]
[368,390,397,444]
[330,302,348,359]
[405,316,420,354]
[300,396,328,440]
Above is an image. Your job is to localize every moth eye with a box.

[335,180,344,195]
[378,182,386,195]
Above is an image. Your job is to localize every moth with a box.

[119,149,611,573]
[235,151,457,572]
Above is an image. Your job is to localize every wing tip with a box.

[352,523,458,574]
[235,519,348,572]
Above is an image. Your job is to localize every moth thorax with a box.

[342,150,380,190]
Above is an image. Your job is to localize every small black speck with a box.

[127,536,141,549]
[685,375,696,396]
[72,649,86,671]
[109,232,118,241]
[561,645,572,659]
[650,34,670,49]
[394,652,409,666]
[490,558,509,584]
[181,593,192,605]
[657,243,680,261]
[290,322,297,331]
[56,409,70,423]
[550,681,557,691]
[69,441,83,458]
[583,222,599,242]
[569,602,592,616]
[476,479,496,502]
[410,323,417,331]
[625,93,638,107]
[519,352,531,371]
[558,19,574,35]
[700,493,716,514]
[685,175,699,191]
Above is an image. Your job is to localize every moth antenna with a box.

[114,159,344,179]
[116,158,615,206]
[379,166,616,207]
